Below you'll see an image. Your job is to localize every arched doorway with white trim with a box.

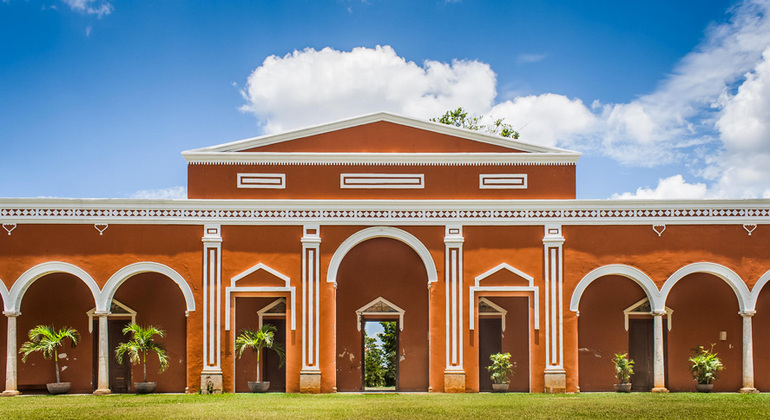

[661,263,748,392]
[0,280,8,391]
[570,265,662,392]
[101,262,194,393]
[330,227,435,392]
[751,269,770,392]
[12,262,100,394]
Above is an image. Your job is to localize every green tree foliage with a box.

[115,324,169,383]
[431,107,520,139]
[19,325,80,383]
[378,321,398,387]
[364,335,386,387]
[234,324,285,382]
[612,353,635,384]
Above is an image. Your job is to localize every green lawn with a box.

[1,392,769,419]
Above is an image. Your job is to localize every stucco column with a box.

[201,224,223,394]
[651,311,668,393]
[740,311,759,394]
[542,225,566,393]
[443,225,465,393]
[300,224,322,393]
[93,311,111,395]
[3,311,20,396]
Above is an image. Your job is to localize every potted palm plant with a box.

[486,352,514,392]
[115,324,169,394]
[689,344,723,393]
[235,324,285,393]
[19,325,80,394]
[612,353,634,392]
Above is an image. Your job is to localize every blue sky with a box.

[2,0,769,199]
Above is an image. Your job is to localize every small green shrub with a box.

[612,353,634,384]
[486,352,514,384]
[689,344,723,384]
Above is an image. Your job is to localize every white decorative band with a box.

[340,173,424,189]
[237,173,286,189]
[480,174,527,189]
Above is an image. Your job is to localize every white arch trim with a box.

[569,264,661,313]
[660,262,750,313]
[100,262,196,313]
[0,280,9,313]
[9,261,101,314]
[750,269,770,311]
[326,226,439,286]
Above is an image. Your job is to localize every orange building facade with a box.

[2,113,770,395]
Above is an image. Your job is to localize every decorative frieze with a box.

[3,201,770,225]
[340,173,424,189]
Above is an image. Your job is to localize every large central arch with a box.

[570,264,661,313]
[326,226,438,285]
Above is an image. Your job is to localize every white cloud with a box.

[612,175,709,200]
[488,94,597,148]
[128,186,187,200]
[61,0,112,18]
[241,46,497,134]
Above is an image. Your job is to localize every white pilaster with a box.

[201,224,223,393]
[740,311,759,393]
[651,311,668,393]
[542,225,566,393]
[3,311,19,396]
[300,225,322,393]
[93,311,111,395]
[444,225,464,373]
[443,225,466,392]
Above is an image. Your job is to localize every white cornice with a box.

[2,198,770,226]
[182,152,579,166]
[182,112,580,157]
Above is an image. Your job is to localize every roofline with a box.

[182,152,580,166]
[182,111,580,156]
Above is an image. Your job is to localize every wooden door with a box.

[262,318,286,392]
[92,319,132,393]
[109,320,132,392]
[478,317,502,391]
[628,319,653,391]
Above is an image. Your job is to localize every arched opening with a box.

[576,275,650,391]
[752,280,770,391]
[110,272,187,393]
[18,272,96,393]
[335,237,429,392]
[664,273,742,391]
[234,297,287,393]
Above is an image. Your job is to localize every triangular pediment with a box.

[182,112,580,165]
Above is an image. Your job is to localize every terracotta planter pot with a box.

[134,382,157,394]
[614,383,632,393]
[46,382,71,395]
[248,381,270,393]
[695,383,713,393]
[491,383,509,393]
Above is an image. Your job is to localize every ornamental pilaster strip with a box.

[201,224,222,374]
[543,224,565,372]
[444,225,464,372]
[301,224,321,373]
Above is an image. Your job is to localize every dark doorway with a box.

[92,319,132,393]
[361,320,398,391]
[478,317,502,391]
[262,318,286,392]
[628,318,668,391]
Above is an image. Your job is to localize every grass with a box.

[1,392,770,419]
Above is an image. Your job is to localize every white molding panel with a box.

[340,173,424,189]
[479,174,527,189]
[237,173,286,189]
